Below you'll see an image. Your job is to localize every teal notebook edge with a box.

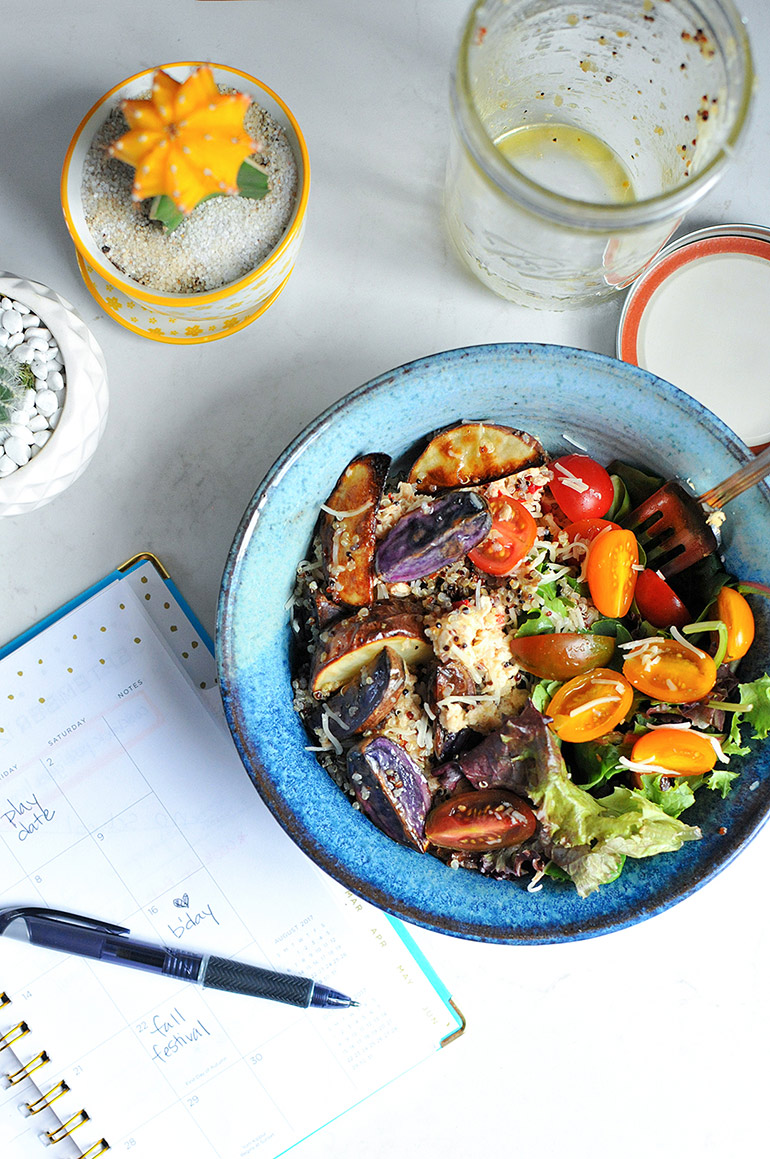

[0,551,213,662]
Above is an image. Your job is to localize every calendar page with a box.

[0,561,461,1159]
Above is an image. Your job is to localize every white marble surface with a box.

[1,2,769,1156]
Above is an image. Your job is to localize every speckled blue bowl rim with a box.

[216,343,770,944]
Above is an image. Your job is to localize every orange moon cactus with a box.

[108,65,260,215]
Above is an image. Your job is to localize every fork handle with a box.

[698,442,770,509]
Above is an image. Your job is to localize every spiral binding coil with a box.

[1,989,110,1157]
[27,1080,70,1114]
[0,1020,30,1050]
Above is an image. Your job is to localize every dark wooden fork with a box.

[626,443,770,578]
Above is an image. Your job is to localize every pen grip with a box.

[202,956,314,1008]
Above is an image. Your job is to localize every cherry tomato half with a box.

[546,668,634,742]
[634,568,691,630]
[425,789,537,852]
[509,632,616,680]
[564,518,620,543]
[631,728,717,775]
[586,528,639,618]
[468,497,537,575]
[622,638,717,703]
[549,455,614,522]
[715,586,755,662]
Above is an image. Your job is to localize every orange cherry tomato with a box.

[634,568,691,630]
[468,497,537,575]
[631,728,718,775]
[564,518,620,543]
[586,528,639,618]
[546,668,634,742]
[622,638,717,703]
[425,789,537,852]
[509,632,615,680]
[715,586,755,662]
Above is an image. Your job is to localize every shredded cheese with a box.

[568,695,618,717]
[704,733,730,763]
[618,755,678,776]
[320,499,374,519]
[620,636,667,651]
[561,432,589,452]
[669,624,706,656]
[553,461,590,492]
[321,703,348,729]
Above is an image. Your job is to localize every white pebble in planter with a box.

[0,273,108,516]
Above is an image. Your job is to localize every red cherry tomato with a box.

[586,528,639,618]
[631,728,717,775]
[509,632,616,680]
[468,497,537,575]
[564,518,620,543]
[546,668,634,742]
[425,789,537,852]
[715,587,755,661]
[549,455,614,521]
[622,639,717,703]
[634,568,691,630]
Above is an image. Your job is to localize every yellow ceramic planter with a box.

[60,62,310,344]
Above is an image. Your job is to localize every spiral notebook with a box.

[0,554,464,1159]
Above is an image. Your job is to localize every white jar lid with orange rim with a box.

[617,224,770,449]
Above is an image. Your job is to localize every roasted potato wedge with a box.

[320,452,390,606]
[408,422,545,491]
[323,647,407,739]
[311,599,432,697]
[428,660,478,761]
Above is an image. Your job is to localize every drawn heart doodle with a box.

[173,893,190,909]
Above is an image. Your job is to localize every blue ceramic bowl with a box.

[216,344,770,943]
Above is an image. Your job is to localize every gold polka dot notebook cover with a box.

[0,553,215,723]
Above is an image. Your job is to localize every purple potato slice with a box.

[347,736,431,852]
[375,490,491,583]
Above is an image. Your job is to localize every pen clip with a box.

[0,907,130,937]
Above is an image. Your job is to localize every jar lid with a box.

[617,225,770,447]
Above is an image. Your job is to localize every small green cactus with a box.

[0,351,33,427]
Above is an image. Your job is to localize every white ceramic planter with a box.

[0,273,109,517]
[60,61,310,344]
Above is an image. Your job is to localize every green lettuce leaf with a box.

[539,778,701,897]
[605,475,631,522]
[530,678,561,713]
[607,460,664,508]
[567,735,626,791]
[634,773,701,817]
[515,610,556,637]
[706,766,741,798]
[737,673,770,740]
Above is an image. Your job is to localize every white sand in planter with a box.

[81,99,299,295]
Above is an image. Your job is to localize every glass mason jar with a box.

[445,0,754,309]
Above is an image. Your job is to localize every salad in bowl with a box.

[291,420,770,898]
